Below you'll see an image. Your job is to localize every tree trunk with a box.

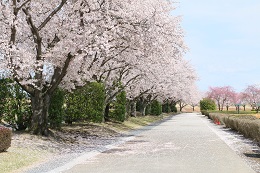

[138,97,147,116]
[226,106,229,111]
[140,106,146,116]
[104,103,110,122]
[130,101,136,117]
[243,105,246,111]
[140,104,147,116]
[192,106,195,111]
[30,92,50,136]
[179,104,183,112]
[126,100,131,119]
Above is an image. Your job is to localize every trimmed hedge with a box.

[64,82,105,124]
[200,98,216,111]
[111,91,127,122]
[0,126,11,152]
[151,100,162,116]
[208,113,260,143]
[49,88,65,129]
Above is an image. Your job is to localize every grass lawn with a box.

[100,113,172,133]
[0,147,49,173]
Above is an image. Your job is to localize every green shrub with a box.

[83,82,105,123]
[0,79,32,130]
[0,79,12,118]
[64,89,86,124]
[145,104,151,115]
[136,99,142,112]
[200,98,216,111]
[0,126,11,152]
[151,100,162,116]
[64,82,105,124]
[170,103,177,113]
[201,110,210,117]
[111,91,126,122]
[49,88,65,129]
[162,101,171,113]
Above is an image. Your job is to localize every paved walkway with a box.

[61,113,255,173]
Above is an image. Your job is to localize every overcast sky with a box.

[172,0,260,92]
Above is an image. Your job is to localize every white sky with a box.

[172,0,260,92]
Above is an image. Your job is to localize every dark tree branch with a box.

[87,52,99,71]
[48,53,74,94]
[13,77,34,96]
[22,8,42,60]
[38,0,67,31]
[106,74,141,103]
[47,34,60,48]
[17,0,31,11]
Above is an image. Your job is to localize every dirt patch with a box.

[12,123,121,155]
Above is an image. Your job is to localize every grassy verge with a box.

[202,110,260,119]
[0,147,49,173]
[100,113,173,133]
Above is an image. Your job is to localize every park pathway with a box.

[61,113,255,173]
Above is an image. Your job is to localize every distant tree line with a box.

[203,85,260,112]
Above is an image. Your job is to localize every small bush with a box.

[64,82,105,124]
[111,91,127,122]
[136,100,142,112]
[0,126,11,152]
[162,101,171,113]
[170,103,177,113]
[145,104,151,115]
[0,80,32,131]
[201,110,210,117]
[200,98,216,111]
[151,100,162,116]
[49,88,65,129]
[64,89,86,124]
[84,82,105,123]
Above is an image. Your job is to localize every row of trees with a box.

[0,0,199,135]
[206,85,260,111]
[0,79,177,130]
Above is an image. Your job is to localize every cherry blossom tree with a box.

[90,0,183,118]
[1,0,200,134]
[0,0,170,134]
[238,92,249,111]
[207,86,236,111]
[242,85,260,110]
[111,0,199,116]
[187,85,202,111]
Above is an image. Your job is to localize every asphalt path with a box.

[61,113,255,173]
